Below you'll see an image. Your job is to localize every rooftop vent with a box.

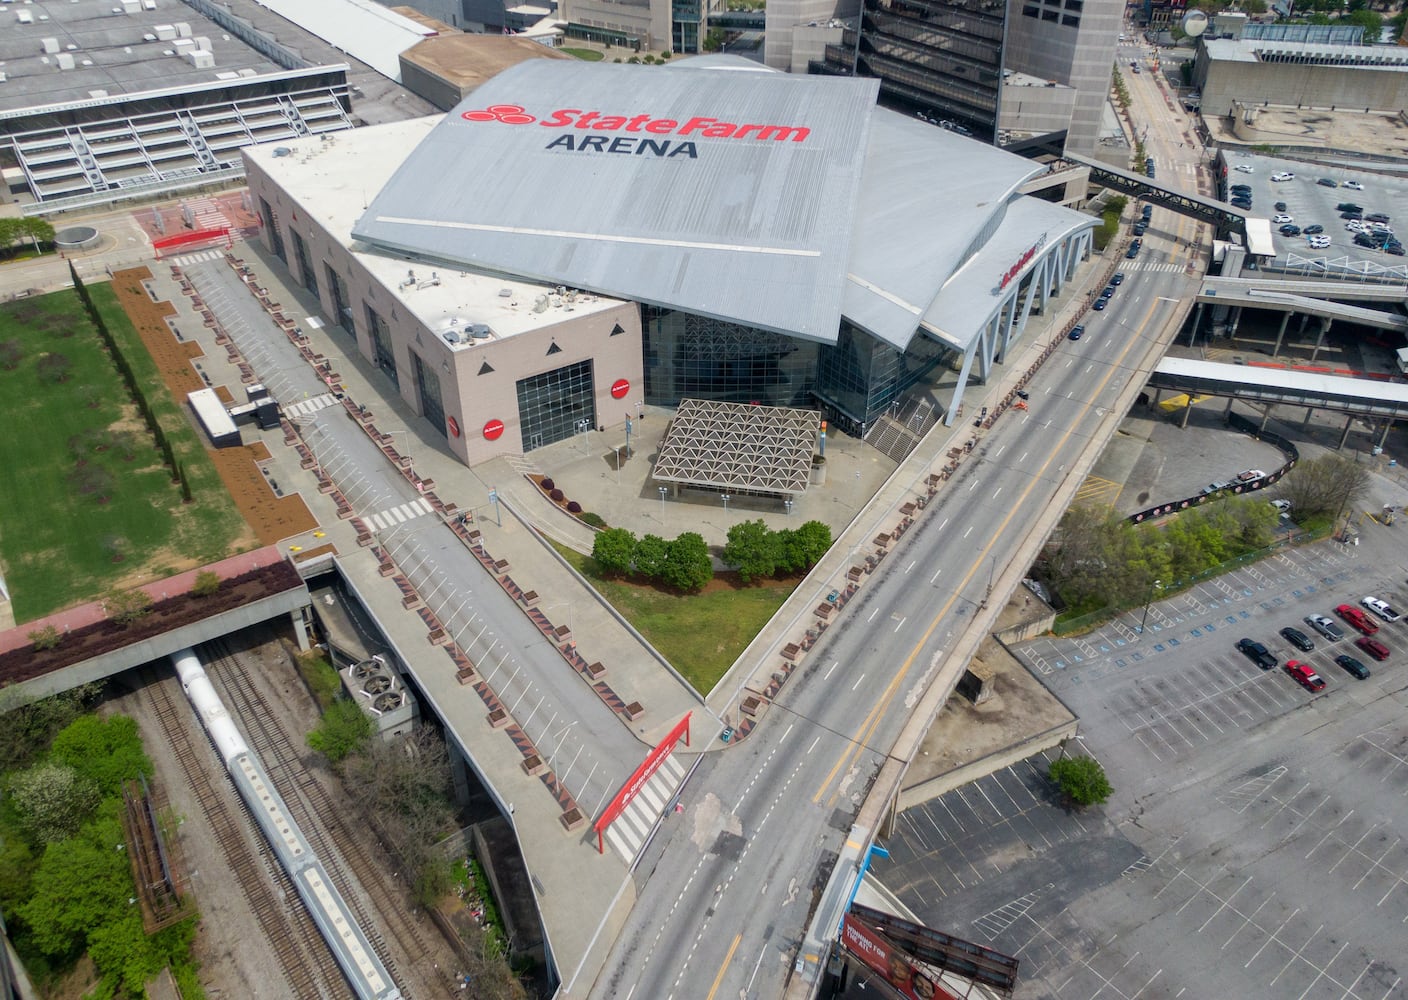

[271,146,292,157]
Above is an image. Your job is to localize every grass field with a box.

[561,48,605,61]
[0,286,247,622]
[551,543,795,693]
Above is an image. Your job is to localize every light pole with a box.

[721,493,731,513]
[1139,578,1162,635]
[658,485,667,517]
[386,429,412,473]
[576,418,591,453]
[784,498,793,517]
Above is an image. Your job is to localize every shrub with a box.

[1048,755,1113,807]
[104,587,152,626]
[581,512,606,528]
[29,625,61,651]
[307,699,374,763]
[191,570,221,597]
[540,477,555,491]
[549,488,565,502]
[566,500,583,514]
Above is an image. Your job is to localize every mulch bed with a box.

[110,267,318,546]
[0,560,305,685]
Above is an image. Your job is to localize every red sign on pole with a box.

[840,915,958,1000]
[594,712,691,853]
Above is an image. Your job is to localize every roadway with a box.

[577,50,1217,1000]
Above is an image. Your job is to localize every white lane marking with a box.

[823,660,839,680]
[851,673,867,691]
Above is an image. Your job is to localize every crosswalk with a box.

[185,196,231,231]
[363,497,434,532]
[604,753,689,865]
[1122,261,1187,273]
[171,249,226,266]
[281,392,339,419]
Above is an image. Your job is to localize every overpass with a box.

[1149,356,1408,445]
[1066,152,1250,238]
[1199,275,1408,304]
[1193,275,1408,355]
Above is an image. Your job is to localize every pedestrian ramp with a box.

[604,753,689,865]
[170,249,226,266]
[281,392,340,419]
[364,497,434,532]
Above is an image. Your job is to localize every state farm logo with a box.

[461,104,536,124]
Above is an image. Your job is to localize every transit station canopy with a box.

[652,399,820,496]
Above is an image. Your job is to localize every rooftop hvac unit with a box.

[361,673,393,696]
[349,658,383,679]
[372,692,404,714]
[469,324,492,339]
[532,295,549,313]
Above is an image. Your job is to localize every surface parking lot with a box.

[875,527,1408,1000]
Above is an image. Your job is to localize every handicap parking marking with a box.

[1240,611,1251,619]
[1226,616,1239,625]
[1115,638,1128,646]
[1292,590,1303,598]
[1191,628,1203,637]
[1205,622,1216,631]
[1054,660,1066,669]
[1153,644,1165,652]
[1115,658,1127,668]
[1131,652,1144,661]
[1100,645,1112,652]
[1168,637,1180,646]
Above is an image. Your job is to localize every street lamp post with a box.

[784,498,793,517]
[658,485,667,517]
[1139,578,1162,635]
[721,494,731,513]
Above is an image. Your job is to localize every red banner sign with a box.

[841,915,957,1000]
[594,712,691,853]
[996,233,1048,291]
[483,419,505,440]
[153,227,231,256]
[611,378,631,399]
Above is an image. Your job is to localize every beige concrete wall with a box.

[896,718,1078,811]
[245,157,645,467]
[1204,60,1408,118]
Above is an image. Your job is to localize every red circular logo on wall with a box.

[447,416,461,438]
[483,419,505,440]
[461,104,537,125]
[611,378,631,399]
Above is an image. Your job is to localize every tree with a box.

[1048,754,1113,807]
[633,533,670,580]
[787,519,833,572]
[1277,454,1372,523]
[1347,7,1384,36]
[722,518,783,583]
[20,807,132,959]
[50,714,152,796]
[0,683,102,772]
[592,526,638,576]
[662,531,713,592]
[192,570,222,596]
[104,587,152,626]
[307,699,374,763]
[9,761,101,843]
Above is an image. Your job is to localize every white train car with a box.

[171,648,402,1000]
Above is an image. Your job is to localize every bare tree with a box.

[1276,455,1373,524]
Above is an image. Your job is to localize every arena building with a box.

[243,57,1095,466]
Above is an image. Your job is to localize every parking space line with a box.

[1245,907,1301,970]
[1260,782,1312,830]
[1175,867,1225,915]
[1222,891,1275,951]
[1293,939,1349,1000]
[1330,823,1382,874]
[1197,875,1253,932]
[1303,807,1352,859]
[1353,836,1400,891]
[1269,923,1323,986]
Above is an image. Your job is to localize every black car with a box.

[1317,177,1338,187]
[1068,324,1085,340]
[1333,654,1371,680]
[1126,245,1140,259]
[1100,285,1116,298]
[1387,245,1406,256]
[1303,224,1324,235]
[1145,157,1155,169]
[1279,224,1301,236]
[1111,272,1126,285]
[1133,222,1148,235]
[1092,298,1107,311]
[1141,205,1153,220]
[1275,201,1288,212]
[1367,212,1391,223]
[1342,211,1364,221]
[1230,184,1252,194]
[1237,638,1277,670]
[1231,200,1253,211]
[1355,232,1379,247]
[1280,626,1314,652]
[1337,202,1363,213]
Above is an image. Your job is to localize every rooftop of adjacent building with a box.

[392,8,573,90]
[243,118,628,343]
[1203,36,1408,66]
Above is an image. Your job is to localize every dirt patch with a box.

[109,268,317,547]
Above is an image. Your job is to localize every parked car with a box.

[1100,285,1116,298]
[1202,480,1232,495]
[1270,498,1292,513]
[1141,205,1153,220]
[1341,180,1364,190]
[1231,199,1253,211]
[1284,660,1327,691]
[1355,636,1391,661]
[1271,171,1296,181]
[1303,224,1324,235]
[1336,202,1363,213]
[1366,212,1391,223]
[1279,225,1301,236]
[1092,297,1107,311]
[1361,596,1401,622]
[1275,201,1288,212]
[1133,222,1148,236]
[1336,603,1379,635]
[1317,177,1338,187]
[1126,244,1140,259]
[1333,654,1371,679]
[1304,614,1343,641]
[1234,164,1254,173]
[1237,469,1267,482]
[1280,626,1315,652]
[1386,245,1405,256]
[1068,324,1085,340]
[1308,237,1331,249]
[1111,272,1126,285]
[1237,638,1277,670]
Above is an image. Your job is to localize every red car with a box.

[1336,604,1379,635]
[1284,660,1327,692]
[1355,636,1391,661]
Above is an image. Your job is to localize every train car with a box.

[171,648,402,1000]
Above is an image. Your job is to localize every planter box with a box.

[456,666,476,685]
[553,624,572,642]
[781,643,801,662]
[521,590,539,607]
[487,708,509,729]
[585,661,606,679]
[401,595,422,610]
[741,695,762,718]
[560,807,586,832]
[623,701,644,721]
[427,628,448,646]
[521,754,545,776]
[378,562,397,578]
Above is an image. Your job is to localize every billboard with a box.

[840,914,958,1000]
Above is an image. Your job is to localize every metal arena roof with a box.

[653,399,820,496]
[353,60,879,342]
[352,57,1093,352]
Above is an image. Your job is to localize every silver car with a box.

[1304,614,1343,641]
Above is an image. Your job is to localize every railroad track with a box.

[145,668,344,999]
[203,641,455,998]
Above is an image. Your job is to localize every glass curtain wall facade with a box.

[365,304,398,388]
[814,0,1007,143]
[516,360,597,453]
[674,0,704,52]
[813,322,953,435]
[412,354,447,439]
[325,264,354,335]
[259,197,286,262]
[642,307,819,407]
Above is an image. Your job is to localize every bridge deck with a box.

[1151,356,1408,417]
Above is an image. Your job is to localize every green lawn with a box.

[552,544,795,694]
[0,287,246,622]
[561,48,605,61]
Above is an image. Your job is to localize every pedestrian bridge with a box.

[1149,357,1408,420]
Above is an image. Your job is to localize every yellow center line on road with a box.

[812,294,1169,807]
[705,933,743,1000]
